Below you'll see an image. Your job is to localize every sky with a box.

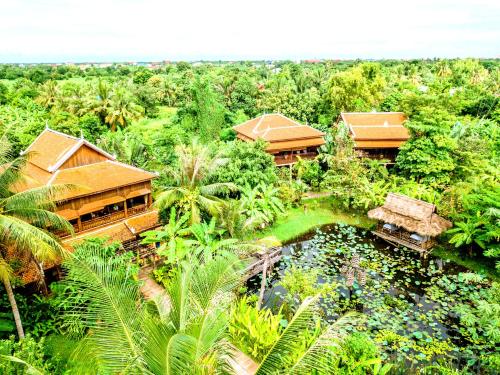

[1,0,499,63]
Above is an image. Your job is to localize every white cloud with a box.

[1,0,499,62]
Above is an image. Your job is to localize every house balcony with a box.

[274,152,318,166]
[59,202,149,237]
[372,223,435,253]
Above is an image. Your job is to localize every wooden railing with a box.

[128,204,147,216]
[81,210,126,231]
[375,223,435,251]
[57,202,149,237]
[274,152,317,166]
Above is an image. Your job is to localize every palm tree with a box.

[219,199,258,238]
[188,217,241,260]
[255,297,362,374]
[60,242,361,374]
[104,88,143,131]
[35,80,59,109]
[84,79,113,124]
[155,140,238,225]
[0,139,72,338]
[60,242,243,374]
[240,184,285,227]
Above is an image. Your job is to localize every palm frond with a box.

[154,188,186,211]
[200,182,239,196]
[288,312,365,375]
[166,263,193,332]
[0,256,12,283]
[60,244,147,374]
[256,296,320,375]
[0,215,64,262]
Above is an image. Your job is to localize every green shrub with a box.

[0,335,66,374]
[229,296,283,361]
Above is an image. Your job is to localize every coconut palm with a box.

[60,241,361,374]
[155,140,238,225]
[104,88,143,131]
[60,242,243,374]
[35,80,59,109]
[0,139,72,338]
[84,79,113,124]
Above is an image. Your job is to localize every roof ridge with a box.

[106,159,158,176]
[252,113,267,135]
[341,111,406,115]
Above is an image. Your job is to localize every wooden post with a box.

[77,217,82,232]
[124,200,128,218]
[257,254,269,310]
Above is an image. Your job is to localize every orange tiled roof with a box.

[14,128,157,199]
[125,210,159,234]
[340,112,410,149]
[22,128,114,172]
[233,114,325,142]
[50,160,156,199]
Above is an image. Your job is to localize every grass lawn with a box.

[252,197,375,243]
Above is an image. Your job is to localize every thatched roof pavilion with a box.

[368,193,451,237]
[369,193,452,253]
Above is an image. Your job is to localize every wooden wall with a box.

[57,181,152,213]
[60,145,109,170]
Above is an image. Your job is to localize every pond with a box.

[248,223,491,366]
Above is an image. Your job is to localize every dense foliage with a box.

[0,59,498,373]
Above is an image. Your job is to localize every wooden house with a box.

[368,193,452,253]
[340,112,410,163]
[14,128,160,283]
[233,114,326,166]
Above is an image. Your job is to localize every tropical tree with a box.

[84,79,113,124]
[104,88,143,131]
[219,199,258,238]
[155,140,238,224]
[140,207,192,266]
[255,296,362,375]
[59,242,243,374]
[187,217,242,260]
[59,241,362,374]
[35,80,59,110]
[447,216,488,255]
[0,139,72,339]
[239,183,285,227]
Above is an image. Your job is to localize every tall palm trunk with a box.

[3,277,24,339]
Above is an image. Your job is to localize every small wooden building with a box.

[14,128,161,283]
[233,113,326,166]
[340,112,410,163]
[368,193,452,253]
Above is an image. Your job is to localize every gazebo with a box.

[368,193,452,253]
